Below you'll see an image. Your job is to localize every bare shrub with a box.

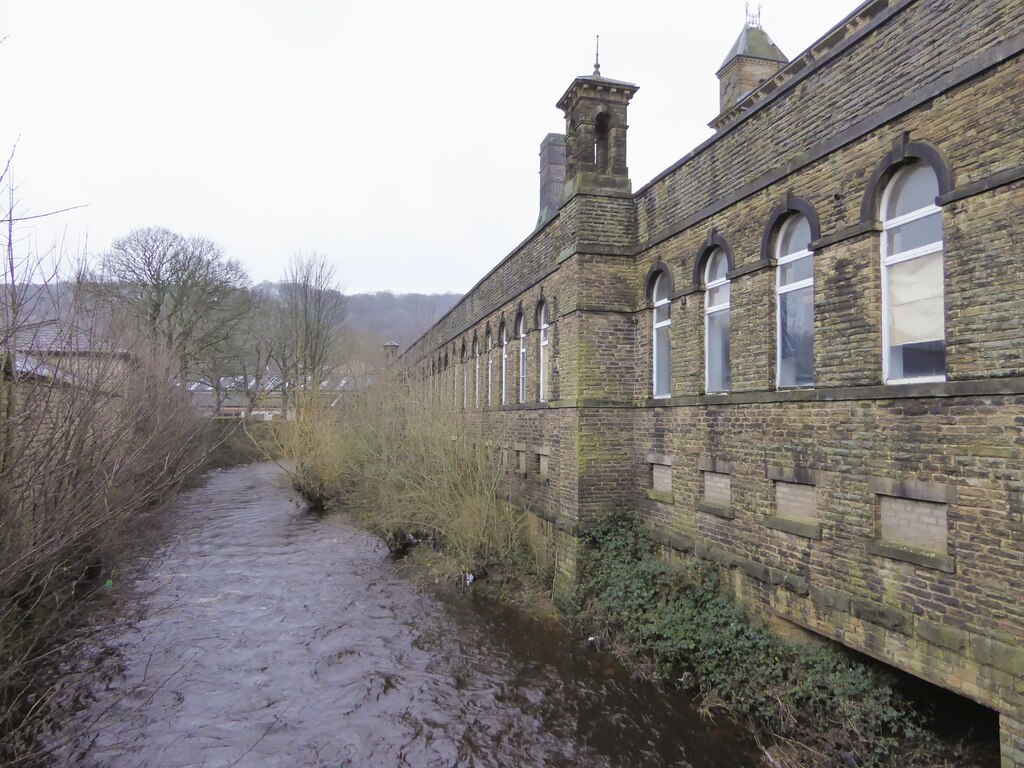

[0,241,209,762]
[280,371,532,584]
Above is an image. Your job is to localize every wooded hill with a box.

[341,291,462,351]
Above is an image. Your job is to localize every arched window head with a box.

[776,214,814,388]
[651,271,671,398]
[704,248,731,393]
[594,112,611,173]
[881,162,945,382]
[538,301,549,402]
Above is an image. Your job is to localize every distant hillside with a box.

[6,282,461,356]
[343,291,462,350]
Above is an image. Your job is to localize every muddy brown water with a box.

[51,463,761,767]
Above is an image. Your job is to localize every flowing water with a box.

[51,463,760,767]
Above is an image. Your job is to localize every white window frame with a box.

[462,346,467,410]
[704,249,731,393]
[486,332,493,407]
[473,339,480,408]
[775,216,814,389]
[880,165,945,385]
[500,323,508,405]
[652,272,671,399]
[518,315,526,404]
[538,302,549,402]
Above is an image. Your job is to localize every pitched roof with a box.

[720,24,788,70]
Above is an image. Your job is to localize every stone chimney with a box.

[537,133,566,227]
[383,341,399,367]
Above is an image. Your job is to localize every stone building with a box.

[399,0,1024,761]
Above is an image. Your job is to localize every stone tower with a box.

[713,16,788,128]
[555,57,638,200]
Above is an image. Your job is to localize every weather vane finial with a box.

[745,2,762,27]
[593,35,601,76]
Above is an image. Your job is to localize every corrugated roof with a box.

[720,24,788,70]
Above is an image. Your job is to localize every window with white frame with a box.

[776,215,814,388]
[538,301,549,402]
[651,271,671,398]
[499,321,508,405]
[461,343,467,410]
[486,330,493,407]
[881,163,945,382]
[473,337,480,408]
[517,314,527,403]
[704,248,731,393]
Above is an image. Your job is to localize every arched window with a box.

[776,214,814,388]
[705,248,731,393]
[651,271,671,398]
[498,321,508,405]
[538,301,549,402]
[485,330,493,407]
[881,163,945,382]
[473,337,480,408]
[517,313,527,404]
[461,342,467,410]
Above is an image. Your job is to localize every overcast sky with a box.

[1,0,862,294]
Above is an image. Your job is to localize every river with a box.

[49,463,760,767]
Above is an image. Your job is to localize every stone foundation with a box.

[1003,715,1024,768]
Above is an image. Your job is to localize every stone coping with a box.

[695,500,734,519]
[764,516,822,540]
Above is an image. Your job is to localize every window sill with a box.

[865,538,955,573]
[696,501,734,519]
[534,473,549,484]
[764,516,822,540]
[645,489,675,505]
[884,375,946,386]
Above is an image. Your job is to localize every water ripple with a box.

[51,463,759,768]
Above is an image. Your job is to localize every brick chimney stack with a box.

[537,133,566,227]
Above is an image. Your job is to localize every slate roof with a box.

[720,24,788,69]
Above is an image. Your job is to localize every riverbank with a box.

[309,481,999,768]
[0,419,271,765]
[274,382,1001,767]
[573,513,999,768]
[44,463,764,768]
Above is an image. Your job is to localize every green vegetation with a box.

[574,513,988,768]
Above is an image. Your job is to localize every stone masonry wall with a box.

[400,0,1024,754]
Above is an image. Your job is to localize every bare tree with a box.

[93,227,251,383]
[193,286,277,416]
[272,253,347,415]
